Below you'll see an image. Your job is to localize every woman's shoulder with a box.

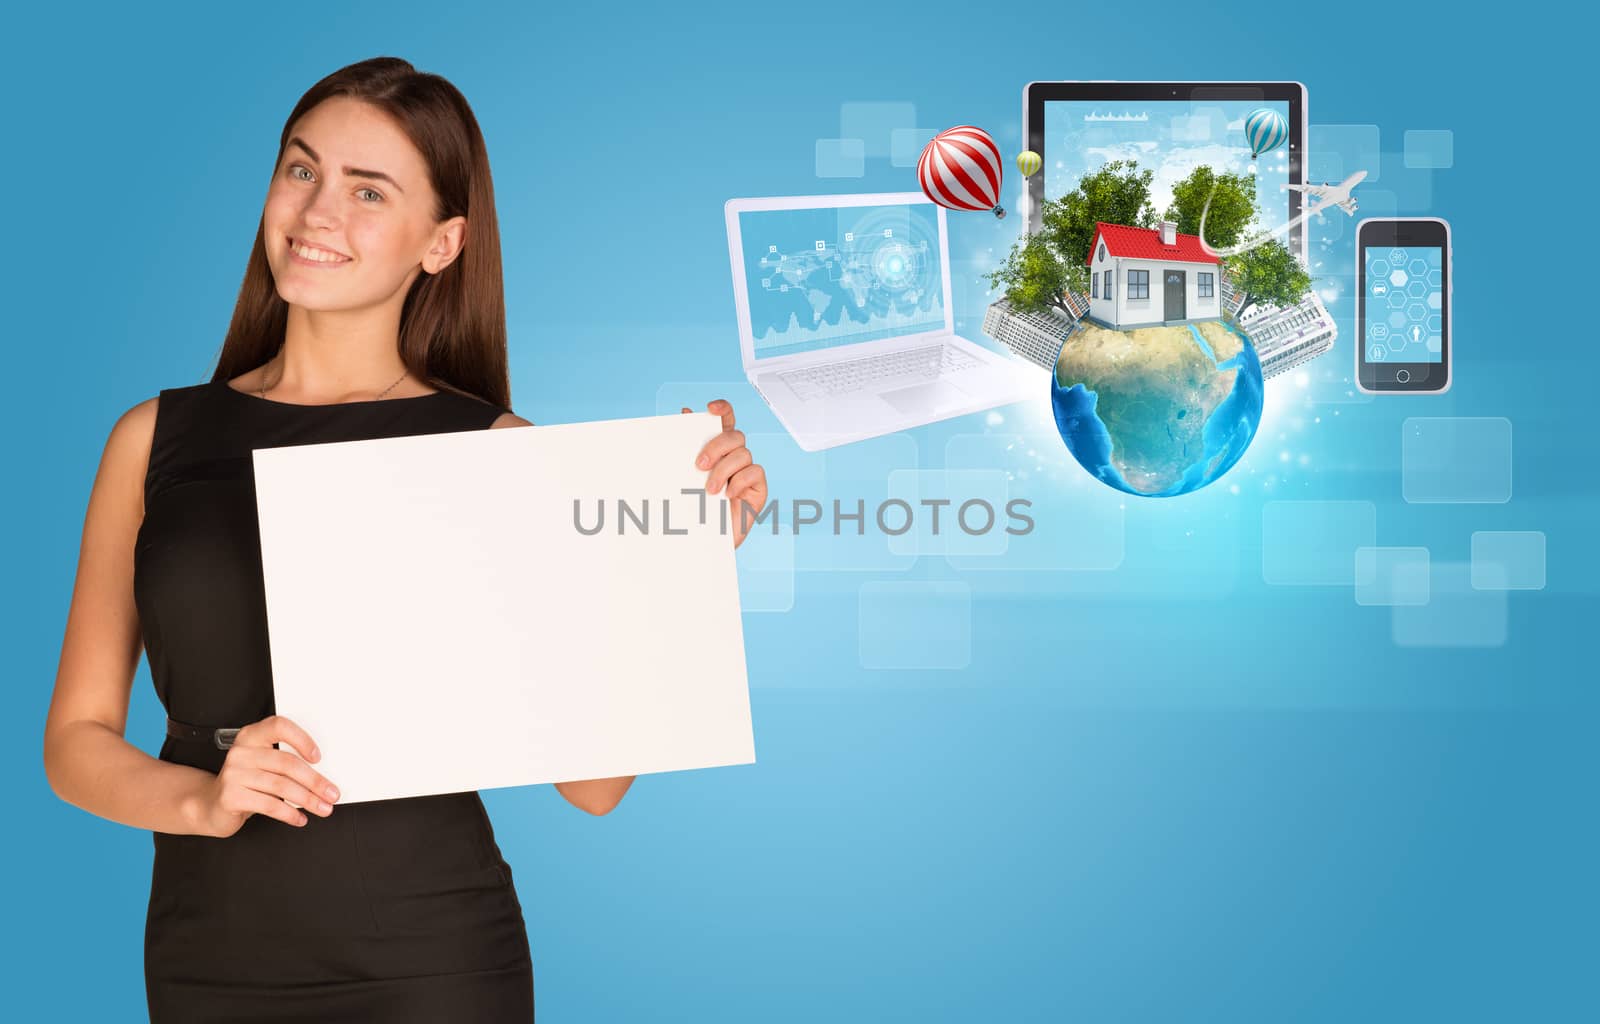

[423,377,530,427]
[109,394,161,454]
[109,380,209,450]
[489,410,533,428]
[423,377,492,410]
[101,389,180,521]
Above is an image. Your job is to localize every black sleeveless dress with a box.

[134,378,535,1022]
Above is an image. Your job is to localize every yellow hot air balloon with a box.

[1016,150,1041,177]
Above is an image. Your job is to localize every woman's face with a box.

[262,95,464,313]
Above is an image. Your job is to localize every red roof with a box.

[1086,222,1219,266]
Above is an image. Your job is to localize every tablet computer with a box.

[1023,81,1307,264]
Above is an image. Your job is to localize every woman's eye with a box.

[286,165,380,203]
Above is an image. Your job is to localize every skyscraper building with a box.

[982,297,1077,371]
[1234,292,1338,379]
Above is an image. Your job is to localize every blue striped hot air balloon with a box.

[1243,107,1288,160]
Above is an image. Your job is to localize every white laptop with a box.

[724,192,1039,452]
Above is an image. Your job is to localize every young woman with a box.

[41,56,768,1021]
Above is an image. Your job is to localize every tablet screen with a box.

[1040,98,1294,241]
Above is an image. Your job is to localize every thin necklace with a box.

[258,362,410,402]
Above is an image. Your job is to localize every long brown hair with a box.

[210,56,510,411]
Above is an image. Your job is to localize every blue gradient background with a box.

[3,2,1593,1020]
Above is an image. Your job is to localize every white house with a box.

[1086,221,1221,331]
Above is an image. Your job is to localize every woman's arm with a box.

[42,398,219,835]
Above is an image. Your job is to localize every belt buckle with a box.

[213,727,240,751]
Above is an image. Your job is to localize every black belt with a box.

[166,717,242,750]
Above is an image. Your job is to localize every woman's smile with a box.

[287,237,352,265]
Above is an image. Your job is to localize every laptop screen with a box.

[1041,98,1293,239]
[738,202,947,362]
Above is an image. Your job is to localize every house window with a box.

[1128,269,1149,299]
[1092,272,1099,299]
[1098,242,1106,262]
[1106,270,1114,300]
[1199,272,1214,298]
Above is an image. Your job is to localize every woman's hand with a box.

[196,715,341,837]
[683,399,768,549]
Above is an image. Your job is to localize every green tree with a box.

[1224,236,1312,317]
[1039,159,1156,267]
[987,159,1153,314]
[1166,166,1256,250]
[986,230,1086,316]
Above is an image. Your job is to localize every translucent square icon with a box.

[1403,129,1454,169]
[1354,546,1431,606]
[815,138,865,178]
[1471,531,1546,590]
[1392,563,1507,648]
[1309,124,1381,182]
[1402,418,1513,504]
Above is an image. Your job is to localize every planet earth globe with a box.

[1051,319,1263,497]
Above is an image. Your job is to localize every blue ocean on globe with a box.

[1050,320,1264,497]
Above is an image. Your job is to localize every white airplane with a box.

[1281,170,1367,219]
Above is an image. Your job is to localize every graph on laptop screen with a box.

[740,203,945,361]
[1043,99,1292,238]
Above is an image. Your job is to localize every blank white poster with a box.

[251,412,754,804]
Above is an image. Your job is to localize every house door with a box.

[1164,269,1186,322]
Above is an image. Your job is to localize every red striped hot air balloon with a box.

[917,125,1006,219]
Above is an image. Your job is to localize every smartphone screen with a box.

[1356,218,1451,393]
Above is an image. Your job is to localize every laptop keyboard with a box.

[778,344,982,401]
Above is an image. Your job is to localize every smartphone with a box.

[1356,217,1451,393]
